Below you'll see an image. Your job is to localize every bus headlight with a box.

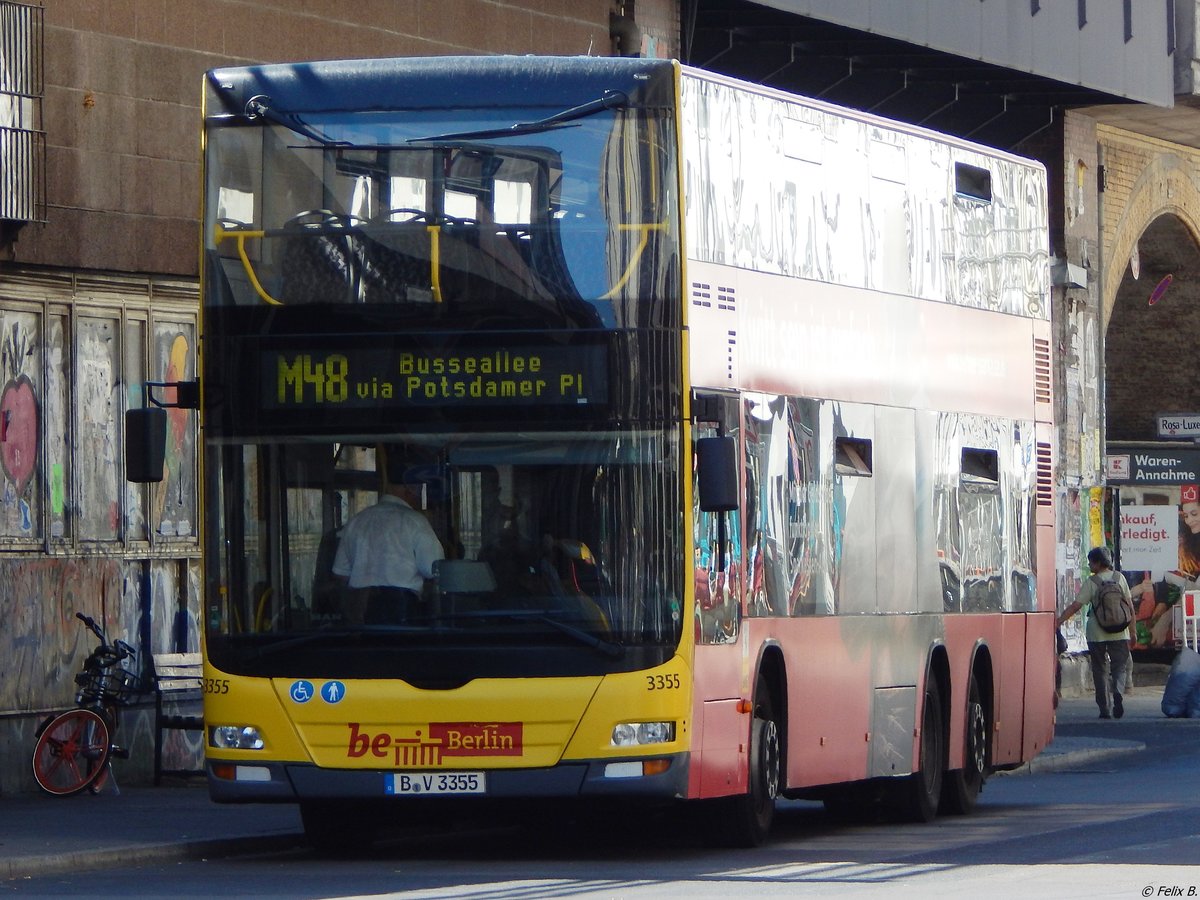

[209,725,265,750]
[611,721,675,747]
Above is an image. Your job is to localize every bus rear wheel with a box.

[940,675,989,815]
[895,676,944,823]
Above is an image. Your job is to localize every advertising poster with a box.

[1116,485,1197,651]
[1119,506,1178,571]
[1099,445,1200,652]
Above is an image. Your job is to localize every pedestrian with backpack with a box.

[1057,546,1136,719]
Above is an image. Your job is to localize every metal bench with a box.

[151,651,204,784]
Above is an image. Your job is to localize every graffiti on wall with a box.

[153,327,196,538]
[45,316,67,538]
[1,373,37,494]
[0,311,41,535]
[0,555,199,712]
[0,555,205,792]
[77,317,121,539]
[0,557,138,713]
[0,703,202,795]
[147,559,202,654]
[0,284,202,791]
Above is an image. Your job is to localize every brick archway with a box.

[1101,138,1200,321]
[1102,141,1200,441]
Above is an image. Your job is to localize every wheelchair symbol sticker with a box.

[289,680,314,703]
[321,681,346,704]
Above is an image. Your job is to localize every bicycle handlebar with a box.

[75,612,136,663]
[75,611,103,639]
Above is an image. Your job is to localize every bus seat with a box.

[279,211,362,304]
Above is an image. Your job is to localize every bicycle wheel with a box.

[32,708,111,797]
[87,705,119,794]
[87,757,111,795]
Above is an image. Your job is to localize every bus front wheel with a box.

[711,690,780,847]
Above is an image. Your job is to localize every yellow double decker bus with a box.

[168,55,1057,850]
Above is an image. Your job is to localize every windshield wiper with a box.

[410,90,629,143]
[413,608,624,659]
[246,628,378,658]
[242,613,623,660]
[499,611,624,659]
[243,94,347,147]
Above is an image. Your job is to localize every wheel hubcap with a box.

[761,719,780,801]
[966,701,987,774]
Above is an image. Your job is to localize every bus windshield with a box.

[206,429,681,683]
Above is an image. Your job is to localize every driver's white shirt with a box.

[332,494,444,592]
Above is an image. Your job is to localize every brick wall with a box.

[615,0,678,58]
[16,0,620,277]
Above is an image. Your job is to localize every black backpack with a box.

[1090,575,1135,634]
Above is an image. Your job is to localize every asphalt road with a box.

[5,685,1199,898]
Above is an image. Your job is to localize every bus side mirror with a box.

[126,407,167,483]
[696,436,738,512]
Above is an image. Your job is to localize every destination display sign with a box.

[259,341,609,411]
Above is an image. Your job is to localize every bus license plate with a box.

[387,772,486,795]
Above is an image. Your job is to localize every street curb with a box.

[2,832,305,882]
[996,740,1146,776]
[0,740,1150,881]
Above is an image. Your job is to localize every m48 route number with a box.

[646,673,681,691]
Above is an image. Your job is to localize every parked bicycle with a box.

[31,612,140,796]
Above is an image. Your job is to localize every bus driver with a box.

[332,446,444,624]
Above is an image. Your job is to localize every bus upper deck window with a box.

[835,437,872,477]
[961,447,999,486]
[954,163,993,203]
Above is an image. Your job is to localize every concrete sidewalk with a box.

[1,681,1164,881]
[1,780,304,880]
[1002,685,1158,776]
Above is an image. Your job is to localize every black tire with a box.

[896,676,944,823]
[712,687,781,847]
[31,708,110,797]
[86,749,111,794]
[940,675,989,815]
[86,768,110,795]
[300,801,378,855]
[87,706,119,794]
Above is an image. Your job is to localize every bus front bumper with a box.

[206,753,689,803]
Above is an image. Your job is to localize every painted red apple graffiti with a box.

[0,374,39,495]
